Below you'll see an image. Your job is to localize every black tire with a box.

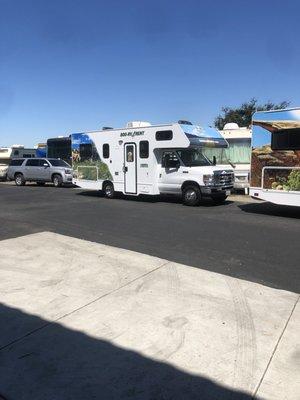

[212,194,227,204]
[52,174,63,188]
[182,185,201,206]
[36,182,45,186]
[103,182,115,199]
[15,173,25,186]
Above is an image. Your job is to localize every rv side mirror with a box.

[213,156,216,165]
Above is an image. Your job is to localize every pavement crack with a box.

[253,294,300,398]
[0,260,170,352]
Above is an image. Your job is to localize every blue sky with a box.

[1,0,300,146]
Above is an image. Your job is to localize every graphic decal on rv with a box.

[120,130,145,137]
[182,124,228,148]
[251,109,300,191]
[71,133,113,181]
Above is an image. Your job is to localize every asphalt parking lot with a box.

[0,182,299,292]
[1,182,299,400]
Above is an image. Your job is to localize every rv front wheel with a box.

[182,185,201,206]
[104,182,115,199]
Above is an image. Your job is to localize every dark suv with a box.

[7,158,73,187]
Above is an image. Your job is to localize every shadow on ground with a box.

[239,201,300,219]
[0,303,254,400]
[76,190,233,207]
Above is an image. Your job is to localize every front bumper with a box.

[201,185,233,195]
[62,174,73,183]
[234,181,249,189]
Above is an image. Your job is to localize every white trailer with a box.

[201,124,252,194]
[219,123,252,193]
[250,108,300,207]
[72,121,234,206]
[0,145,36,180]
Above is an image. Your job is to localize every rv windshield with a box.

[177,149,211,167]
[202,139,251,165]
[202,148,230,165]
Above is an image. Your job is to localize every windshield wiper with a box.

[227,159,236,169]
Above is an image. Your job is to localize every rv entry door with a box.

[124,143,137,194]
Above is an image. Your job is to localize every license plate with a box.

[226,190,231,195]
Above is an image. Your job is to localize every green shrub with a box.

[287,170,300,191]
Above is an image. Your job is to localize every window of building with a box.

[103,144,110,159]
[14,150,19,156]
[271,129,300,150]
[156,130,173,141]
[26,158,40,166]
[139,141,149,158]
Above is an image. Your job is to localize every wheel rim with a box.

[105,185,113,196]
[54,178,58,186]
[16,176,22,185]
[186,189,196,201]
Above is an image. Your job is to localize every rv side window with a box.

[103,144,110,159]
[162,151,179,168]
[156,130,173,141]
[271,129,300,150]
[126,145,134,162]
[139,141,149,158]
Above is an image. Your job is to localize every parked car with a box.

[7,158,73,187]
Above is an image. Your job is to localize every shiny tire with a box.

[52,174,63,187]
[182,185,201,206]
[103,182,115,198]
[15,173,25,186]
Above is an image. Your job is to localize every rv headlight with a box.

[203,174,214,186]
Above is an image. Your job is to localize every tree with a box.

[214,98,290,130]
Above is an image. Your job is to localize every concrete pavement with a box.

[0,232,299,399]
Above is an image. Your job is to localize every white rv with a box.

[202,123,252,193]
[0,145,36,180]
[72,121,234,206]
[250,108,300,207]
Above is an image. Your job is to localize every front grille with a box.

[213,170,234,186]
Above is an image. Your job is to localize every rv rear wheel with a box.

[182,185,201,206]
[104,182,115,199]
[15,173,25,186]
